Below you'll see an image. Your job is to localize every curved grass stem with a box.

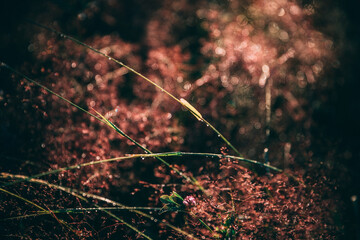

[0,62,204,193]
[26,20,242,157]
[0,187,79,237]
[0,172,199,240]
[0,151,282,189]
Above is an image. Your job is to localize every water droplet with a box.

[217,134,221,137]
[108,57,111,60]
[141,157,145,160]
[77,165,81,169]
[78,13,86,21]
[206,124,209,127]
[60,34,64,38]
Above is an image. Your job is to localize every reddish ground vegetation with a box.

[0,0,359,239]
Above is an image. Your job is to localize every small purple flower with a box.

[183,195,196,207]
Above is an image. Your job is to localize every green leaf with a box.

[172,191,184,201]
[160,195,175,205]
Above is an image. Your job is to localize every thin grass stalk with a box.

[0,172,199,240]
[0,187,79,237]
[0,62,205,193]
[0,151,282,189]
[264,77,272,174]
[26,20,242,157]
[1,185,151,240]
[0,179,152,240]
[2,206,162,221]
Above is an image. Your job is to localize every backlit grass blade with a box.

[26,20,243,157]
[0,62,204,192]
[2,207,162,221]
[0,151,282,189]
[0,172,199,240]
[0,187,78,236]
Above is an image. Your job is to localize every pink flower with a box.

[183,195,196,206]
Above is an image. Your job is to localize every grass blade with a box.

[0,62,204,192]
[0,187,78,237]
[0,151,282,189]
[26,20,243,157]
[0,172,199,240]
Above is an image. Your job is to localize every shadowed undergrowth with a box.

[0,0,351,239]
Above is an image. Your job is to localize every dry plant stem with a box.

[0,187,78,237]
[0,62,204,193]
[3,207,163,221]
[1,183,152,240]
[26,20,242,157]
[0,178,152,240]
[0,153,177,188]
[0,59,285,237]
[0,152,282,188]
[0,172,199,240]
[92,108,205,192]
[264,77,272,174]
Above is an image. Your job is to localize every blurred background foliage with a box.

[0,0,359,238]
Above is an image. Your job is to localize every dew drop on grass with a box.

[108,57,111,60]
[77,13,86,21]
